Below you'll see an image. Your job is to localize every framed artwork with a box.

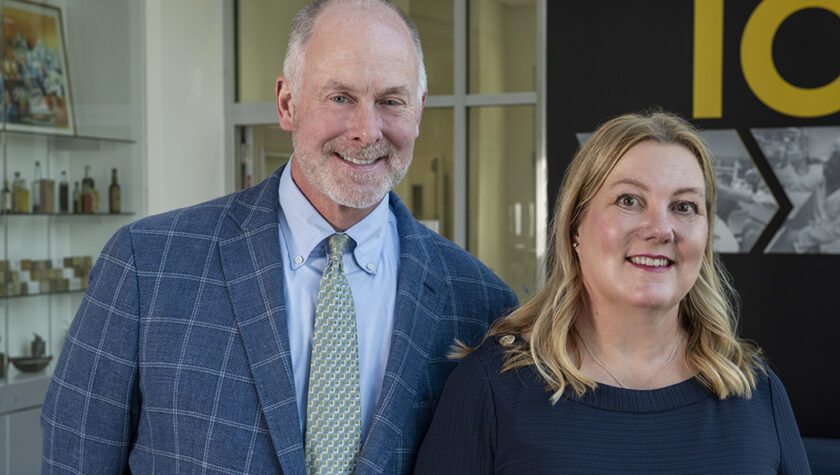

[1,0,74,135]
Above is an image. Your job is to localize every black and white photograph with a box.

[755,126,840,254]
[700,129,777,253]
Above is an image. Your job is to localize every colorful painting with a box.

[1,0,74,135]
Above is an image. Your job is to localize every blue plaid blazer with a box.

[41,166,518,474]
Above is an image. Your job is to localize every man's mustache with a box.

[324,140,394,162]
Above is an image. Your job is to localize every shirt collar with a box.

[277,158,390,275]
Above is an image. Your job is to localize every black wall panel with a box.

[547,0,840,437]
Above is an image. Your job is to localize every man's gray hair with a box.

[282,0,427,104]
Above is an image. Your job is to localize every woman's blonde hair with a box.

[470,111,763,402]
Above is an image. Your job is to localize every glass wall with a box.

[236,0,455,101]
[230,0,543,302]
[236,0,307,103]
[395,108,454,240]
[234,125,292,190]
[469,106,536,298]
[469,0,537,94]
[396,0,454,96]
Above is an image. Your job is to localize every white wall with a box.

[145,0,226,215]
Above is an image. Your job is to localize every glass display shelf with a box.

[0,289,84,301]
[0,0,144,468]
[1,128,137,145]
[2,212,135,217]
[4,356,57,390]
[2,360,57,386]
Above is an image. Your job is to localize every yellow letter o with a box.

[741,0,840,117]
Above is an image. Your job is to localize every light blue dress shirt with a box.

[277,161,399,439]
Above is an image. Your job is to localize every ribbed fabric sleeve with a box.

[415,336,811,474]
[769,370,811,474]
[414,343,497,474]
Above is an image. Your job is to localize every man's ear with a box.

[276,75,294,131]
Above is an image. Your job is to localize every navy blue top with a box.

[415,336,811,474]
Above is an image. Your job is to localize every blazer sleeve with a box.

[41,225,140,474]
[414,349,497,475]
[768,370,811,474]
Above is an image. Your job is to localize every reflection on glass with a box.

[469,105,535,302]
[235,125,292,190]
[236,0,452,102]
[469,0,536,95]
[236,0,308,103]
[399,0,453,95]
[395,108,454,240]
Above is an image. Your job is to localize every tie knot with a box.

[328,233,352,261]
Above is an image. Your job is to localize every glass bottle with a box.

[59,170,69,213]
[82,165,95,213]
[12,172,29,214]
[109,168,121,214]
[73,182,81,214]
[91,186,100,213]
[11,173,20,212]
[32,161,42,213]
[1,180,10,213]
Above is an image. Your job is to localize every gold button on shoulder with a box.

[499,334,516,346]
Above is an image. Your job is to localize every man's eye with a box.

[331,96,349,104]
[382,99,401,106]
[617,194,638,208]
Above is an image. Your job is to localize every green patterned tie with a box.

[305,233,362,475]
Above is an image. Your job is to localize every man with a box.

[40,1,517,473]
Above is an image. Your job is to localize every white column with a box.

[145,0,226,215]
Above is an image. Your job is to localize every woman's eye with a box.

[617,194,638,208]
[674,201,698,214]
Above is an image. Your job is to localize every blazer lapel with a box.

[356,193,449,473]
[218,167,307,474]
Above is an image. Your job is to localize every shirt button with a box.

[366,264,375,271]
[294,256,303,265]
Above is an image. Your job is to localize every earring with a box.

[572,242,579,248]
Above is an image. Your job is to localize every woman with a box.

[415,111,810,474]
